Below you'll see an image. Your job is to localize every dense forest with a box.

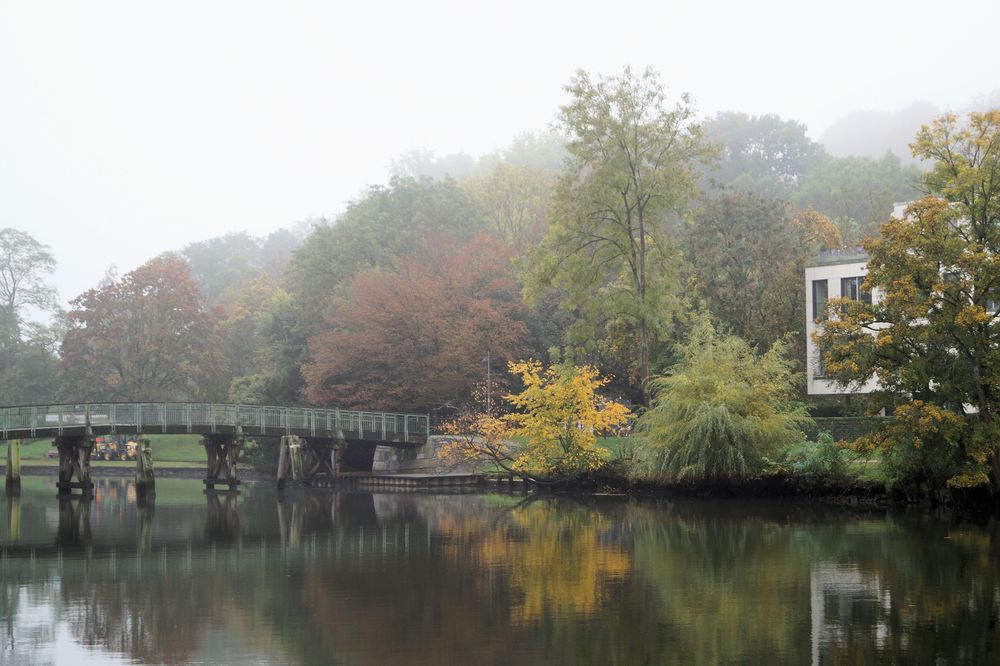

[3,67,924,418]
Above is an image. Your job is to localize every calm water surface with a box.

[0,478,998,665]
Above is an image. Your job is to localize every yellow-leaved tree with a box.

[439,361,631,483]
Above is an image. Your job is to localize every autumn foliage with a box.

[60,255,220,401]
[302,235,531,411]
[439,360,631,482]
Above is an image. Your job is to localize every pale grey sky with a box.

[2,0,998,313]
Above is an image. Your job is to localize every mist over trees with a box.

[302,234,531,412]
[525,67,711,407]
[389,131,568,181]
[181,228,305,308]
[0,229,61,405]
[4,66,978,428]
[700,112,825,198]
[820,101,941,165]
[60,255,221,402]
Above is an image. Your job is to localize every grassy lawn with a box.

[16,458,204,469]
[597,436,634,458]
[10,434,206,465]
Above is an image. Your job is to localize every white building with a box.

[804,204,907,396]
[804,250,877,395]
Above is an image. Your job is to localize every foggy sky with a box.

[2,0,998,315]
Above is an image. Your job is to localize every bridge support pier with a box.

[202,427,244,492]
[54,432,95,495]
[277,435,340,488]
[5,439,21,494]
[135,435,155,496]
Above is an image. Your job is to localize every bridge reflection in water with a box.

[1,480,998,664]
[0,402,429,494]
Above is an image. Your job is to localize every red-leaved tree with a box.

[60,255,221,402]
[303,234,532,411]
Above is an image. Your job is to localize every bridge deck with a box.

[0,402,428,446]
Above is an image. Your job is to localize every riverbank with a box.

[3,464,274,481]
[572,471,1000,509]
[4,463,997,508]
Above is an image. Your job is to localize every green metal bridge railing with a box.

[0,402,429,444]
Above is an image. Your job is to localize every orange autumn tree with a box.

[302,234,531,412]
[440,360,631,483]
[60,255,221,401]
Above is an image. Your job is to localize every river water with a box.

[0,477,997,665]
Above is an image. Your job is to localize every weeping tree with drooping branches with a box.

[638,314,811,483]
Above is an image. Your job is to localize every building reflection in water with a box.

[810,563,890,665]
[0,485,997,665]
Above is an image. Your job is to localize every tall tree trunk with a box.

[639,316,650,408]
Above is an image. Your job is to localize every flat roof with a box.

[807,249,869,267]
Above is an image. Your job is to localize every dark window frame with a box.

[841,275,872,305]
[812,279,828,321]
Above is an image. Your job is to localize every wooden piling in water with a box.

[276,435,290,489]
[289,436,303,482]
[135,436,155,496]
[5,439,20,493]
[54,432,95,495]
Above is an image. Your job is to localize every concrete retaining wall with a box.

[371,435,480,474]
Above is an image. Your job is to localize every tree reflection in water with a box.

[0,483,997,665]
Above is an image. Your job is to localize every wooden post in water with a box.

[331,441,341,478]
[226,426,245,482]
[289,435,303,482]
[276,435,289,489]
[204,434,221,479]
[5,439,21,493]
[135,435,155,496]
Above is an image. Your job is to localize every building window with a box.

[841,276,872,304]
[815,349,826,378]
[812,279,828,321]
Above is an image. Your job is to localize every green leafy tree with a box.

[181,229,303,309]
[228,287,307,405]
[793,152,922,237]
[0,228,57,371]
[499,130,568,173]
[683,192,840,353]
[286,176,479,336]
[464,163,553,249]
[639,315,810,482]
[391,131,568,182]
[0,321,61,405]
[817,111,1000,490]
[700,111,826,198]
[525,66,711,406]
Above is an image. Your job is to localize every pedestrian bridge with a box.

[0,402,429,445]
[0,403,431,494]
